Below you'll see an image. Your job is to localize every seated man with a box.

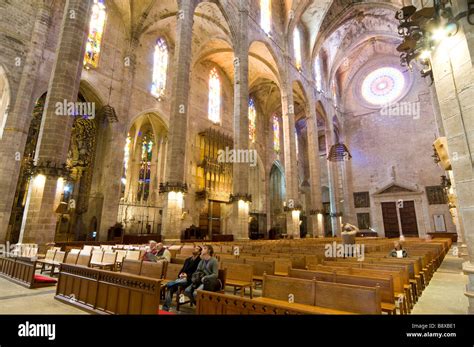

[142,240,159,262]
[389,241,408,258]
[162,246,202,311]
[142,241,171,262]
[341,223,358,257]
[184,245,219,305]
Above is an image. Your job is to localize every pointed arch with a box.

[208,67,221,124]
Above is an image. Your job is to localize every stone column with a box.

[0,1,53,243]
[429,1,474,313]
[97,41,137,241]
[229,0,250,241]
[325,115,342,236]
[306,102,324,237]
[19,0,93,245]
[281,80,300,238]
[161,0,196,241]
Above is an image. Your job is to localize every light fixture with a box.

[395,0,471,82]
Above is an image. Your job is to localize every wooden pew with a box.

[55,264,162,314]
[288,268,398,314]
[196,290,344,315]
[121,259,142,275]
[253,275,381,314]
[140,261,167,280]
[243,259,275,288]
[223,263,254,298]
[0,256,57,289]
[263,257,291,276]
[312,262,410,313]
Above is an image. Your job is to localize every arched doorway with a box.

[249,154,266,239]
[269,162,286,238]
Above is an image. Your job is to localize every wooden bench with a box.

[195,290,348,315]
[222,263,254,298]
[311,263,409,314]
[0,256,57,289]
[255,274,381,314]
[121,259,142,275]
[263,257,291,276]
[55,264,162,314]
[90,251,117,271]
[243,259,275,288]
[288,268,398,315]
[140,261,167,280]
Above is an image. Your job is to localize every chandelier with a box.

[327,142,352,162]
[395,0,470,82]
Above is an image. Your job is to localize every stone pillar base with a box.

[286,211,300,239]
[161,192,184,241]
[228,201,249,240]
[462,261,474,314]
[308,215,324,238]
[456,244,470,260]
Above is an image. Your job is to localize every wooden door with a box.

[209,201,221,239]
[381,202,400,238]
[399,200,419,236]
[323,202,332,237]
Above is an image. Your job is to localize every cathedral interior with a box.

[0,0,474,317]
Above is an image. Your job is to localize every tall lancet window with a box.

[208,68,221,124]
[84,0,106,68]
[260,0,271,34]
[248,98,257,143]
[151,38,169,98]
[137,134,153,202]
[295,131,299,157]
[315,58,322,92]
[121,135,131,197]
[293,27,302,70]
[273,115,280,153]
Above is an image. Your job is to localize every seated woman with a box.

[389,241,408,258]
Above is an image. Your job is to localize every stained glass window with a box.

[294,27,302,70]
[331,79,338,106]
[137,134,153,202]
[151,38,169,98]
[273,115,280,153]
[260,0,271,34]
[295,131,299,157]
[361,67,405,105]
[84,0,106,68]
[121,135,131,195]
[208,68,221,124]
[315,57,322,92]
[249,98,257,143]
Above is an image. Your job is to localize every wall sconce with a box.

[329,212,343,218]
[229,193,252,203]
[159,181,188,194]
[440,174,451,190]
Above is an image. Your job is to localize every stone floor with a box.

[0,246,468,314]
[0,278,86,314]
[411,245,469,314]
